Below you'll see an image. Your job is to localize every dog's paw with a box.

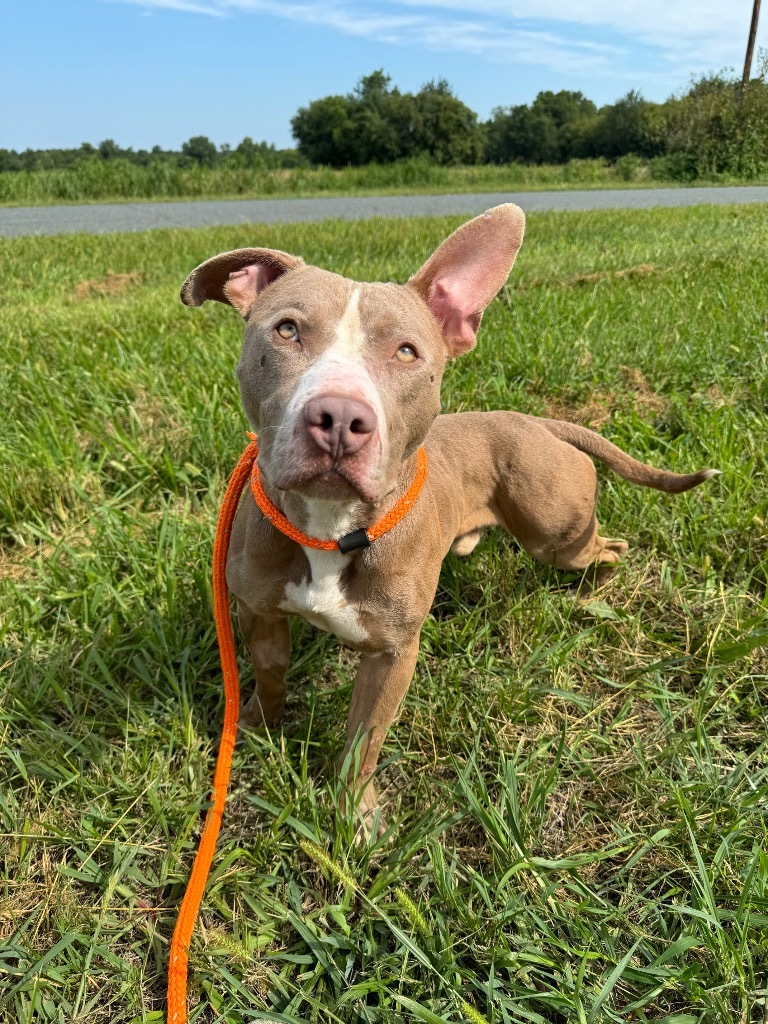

[598,538,629,564]
[236,698,284,740]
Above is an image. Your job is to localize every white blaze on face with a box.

[334,286,365,358]
[276,286,388,464]
[272,286,384,646]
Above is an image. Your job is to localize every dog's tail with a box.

[540,419,719,493]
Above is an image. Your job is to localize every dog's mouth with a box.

[293,468,375,502]
[272,457,382,504]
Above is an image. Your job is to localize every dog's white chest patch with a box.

[281,548,368,645]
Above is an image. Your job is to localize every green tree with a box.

[0,149,21,171]
[352,73,412,163]
[291,70,481,166]
[181,135,218,167]
[414,79,484,164]
[485,104,559,163]
[98,139,121,161]
[291,94,357,165]
[532,90,597,159]
[231,137,281,168]
[586,91,661,158]
[485,91,596,163]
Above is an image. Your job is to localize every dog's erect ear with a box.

[180,247,304,317]
[408,204,525,358]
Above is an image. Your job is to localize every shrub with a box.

[661,64,768,178]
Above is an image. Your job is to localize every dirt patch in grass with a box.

[69,270,144,302]
[565,263,659,287]
[519,262,661,293]
[123,388,188,449]
[0,537,57,581]
[619,365,670,417]
[0,552,25,581]
[543,366,669,427]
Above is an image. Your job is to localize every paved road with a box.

[2,186,767,237]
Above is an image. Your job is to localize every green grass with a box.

[1,205,767,1023]
[3,155,767,207]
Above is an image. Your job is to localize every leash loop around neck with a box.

[249,436,428,552]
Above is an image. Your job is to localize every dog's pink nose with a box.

[304,395,376,458]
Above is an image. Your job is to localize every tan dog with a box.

[181,205,714,832]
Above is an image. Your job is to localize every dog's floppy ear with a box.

[408,204,525,358]
[180,247,304,318]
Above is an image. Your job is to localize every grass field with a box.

[3,156,767,207]
[1,205,767,1023]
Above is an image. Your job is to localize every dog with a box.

[181,204,715,833]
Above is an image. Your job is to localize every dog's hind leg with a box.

[236,604,291,731]
[550,517,629,572]
[519,516,628,589]
[493,444,629,576]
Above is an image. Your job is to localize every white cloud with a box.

[217,1,629,71]
[111,0,224,14]
[106,0,764,78]
[388,0,756,66]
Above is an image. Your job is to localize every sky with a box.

[2,0,765,152]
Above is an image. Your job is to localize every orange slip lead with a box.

[166,435,427,1021]
[166,439,257,1023]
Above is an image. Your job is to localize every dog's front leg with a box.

[341,634,421,833]
[236,603,291,731]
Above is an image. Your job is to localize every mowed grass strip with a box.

[0,206,766,1023]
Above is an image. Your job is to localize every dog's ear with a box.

[408,204,525,358]
[180,248,304,318]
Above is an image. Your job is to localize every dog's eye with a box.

[276,320,299,341]
[395,344,417,364]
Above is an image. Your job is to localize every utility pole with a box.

[742,0,762,88]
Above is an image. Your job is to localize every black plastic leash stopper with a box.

[337,529,372,554]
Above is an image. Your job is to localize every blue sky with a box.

[3,0,765,151]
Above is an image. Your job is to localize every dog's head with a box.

[181,204,525,504]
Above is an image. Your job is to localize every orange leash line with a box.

[166,439,257,1024]
[367,447,428,542]
[166,436,429,1021]
[250,444,428,549]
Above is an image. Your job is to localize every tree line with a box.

[291,67,768,179]
[0,136,303,174]
[4,61,768,181]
